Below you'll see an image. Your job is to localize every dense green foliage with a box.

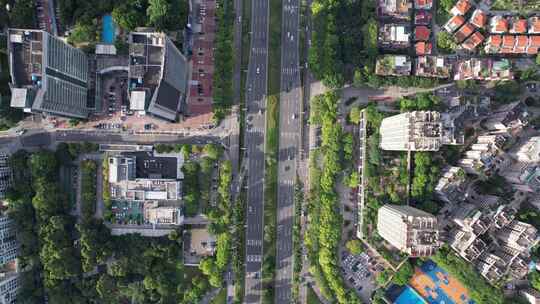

[399,93,440,112]
[392,261,414,286]
[80,160,97,219]
[8,148,223,303]
[309,0,368,87]
[437,31,457,53]
[518,202,540,230]
[212,0,235,122]
[345,239,363,255]
[182,160,201,216]
[306,92,361,303]
[432,247,504,304]
[0,0,35,28]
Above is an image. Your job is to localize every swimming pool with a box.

[101,14,116,44]
[394,286,427,304]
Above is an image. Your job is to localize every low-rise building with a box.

[491,16,509,34]
[415,10,432,25]
[529,16,540,34]
[462,31,485,51]
[455,23,475,43]
[445,15,466,33]
[515,136,540,163]
[379,111,444,151]
[415,56,451,78]
[504,163,540,193]
[470,9,487,29]
[378,0,411,19]
[483,101,528,133]
[435,166,468,204]
[520,288,540,304]
[415,42,433,55]
[415,26,430,41]
[414,0,432,9]
[377,205,440,256]
[511,17,528,34]
[108,151,184,227]
[457,134,509,176]
[378,24,411,49]
[451,0,472,16]
[375,55,412,76]
[448,204,536,284]
[454,58,513,81]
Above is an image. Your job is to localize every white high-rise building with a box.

[0,154,12,200]
[377,204,440,256]
[379,111,443,151]
[0,215,19,304]
[0,217,18,266]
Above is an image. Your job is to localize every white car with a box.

[256,67,260,74]
[16,129,26,136]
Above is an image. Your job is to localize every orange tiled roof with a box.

[511,19,527,33]
[416,42,432,55]
[514,35,528,53]
[527,47,538,54]
[489,35,502,47]
[453,0,472,15]
[446,15,466,32]
[415,26,431,41]
[529,36,540,48]
[494,17,509,33]
[455,23,475,43]
[471,10,487,28]
[462,32,485,50]
[502,35,515,48]
[515,35,528,47]
[415,0,433,8]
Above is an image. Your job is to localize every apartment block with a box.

[379,111,443,151]
[0,154,11,200]
[377,205,440,256]
[7,29,90,118]
[128,31,189,121]
[108,152,184,226]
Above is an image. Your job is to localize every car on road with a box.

[16,129,26,136]
[256,67,260,74]
[292,114,297,119]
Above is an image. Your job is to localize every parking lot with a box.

[341,252,378,302]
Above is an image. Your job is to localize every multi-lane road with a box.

[243,0,269,302]
[275,0,301,301]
